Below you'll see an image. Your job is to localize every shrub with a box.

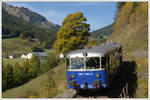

[41,54,59,73]
[28,56,41,78]
[2,63,13,91]
[39,71,58,97]
[31,46,43,52]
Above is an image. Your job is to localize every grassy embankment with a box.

[108,9,148,98]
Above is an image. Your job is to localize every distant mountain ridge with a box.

[2,3,60,30]
[90,24,113,38]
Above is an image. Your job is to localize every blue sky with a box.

[6,2,116,31]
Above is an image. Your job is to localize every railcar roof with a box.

[66,42,121,58]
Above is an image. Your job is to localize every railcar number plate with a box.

[78,73,93,76]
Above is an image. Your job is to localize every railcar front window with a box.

[71,58,84,69]
[86,57,100,69]
[101,57,106,68]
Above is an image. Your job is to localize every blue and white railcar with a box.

[66,42,122,89]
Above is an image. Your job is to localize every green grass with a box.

[44,49,56,55]
[2,62,66,98]
[2,38,40,56]
[2,58,25,65]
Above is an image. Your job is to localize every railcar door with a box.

[107,57,110,87]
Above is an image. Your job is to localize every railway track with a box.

[73,87,122,98]
[73,89,109,98]
[73,68,130,98]
[57,81,128,98]
[56,88,110,98]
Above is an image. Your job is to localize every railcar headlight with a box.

[72,73,75,78]
[83,51,87,57]
[96,73,100,78]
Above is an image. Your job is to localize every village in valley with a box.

[4,51,48,59]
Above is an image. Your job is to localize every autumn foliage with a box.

[53,12,90,53]
[19,33,24,39]
[113,2,148,31]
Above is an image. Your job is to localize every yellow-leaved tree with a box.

[53,12,90,53]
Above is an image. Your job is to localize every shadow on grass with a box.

[76,61,137,98]
[108,61,137,98]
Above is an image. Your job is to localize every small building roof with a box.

[31,52,48,56]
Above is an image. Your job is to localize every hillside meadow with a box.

[2,38,40,56]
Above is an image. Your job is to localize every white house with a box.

[59,53,65,58]
[8,55,13,59]
[25,52,48,59]
[21,54,26,59]
[25,52,33,59]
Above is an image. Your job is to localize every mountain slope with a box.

[2,9,57,48]
[90,24,113,38]
[2,10,36,38]
[2,3,60,30]
[109,2,148,53]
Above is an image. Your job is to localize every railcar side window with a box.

[71,58,84,69]
[119,47,122,53]
[101,57,106,68]
[66,58,70,69]
[86,57,100,69]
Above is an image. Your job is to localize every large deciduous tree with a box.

[53,12,90,53]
